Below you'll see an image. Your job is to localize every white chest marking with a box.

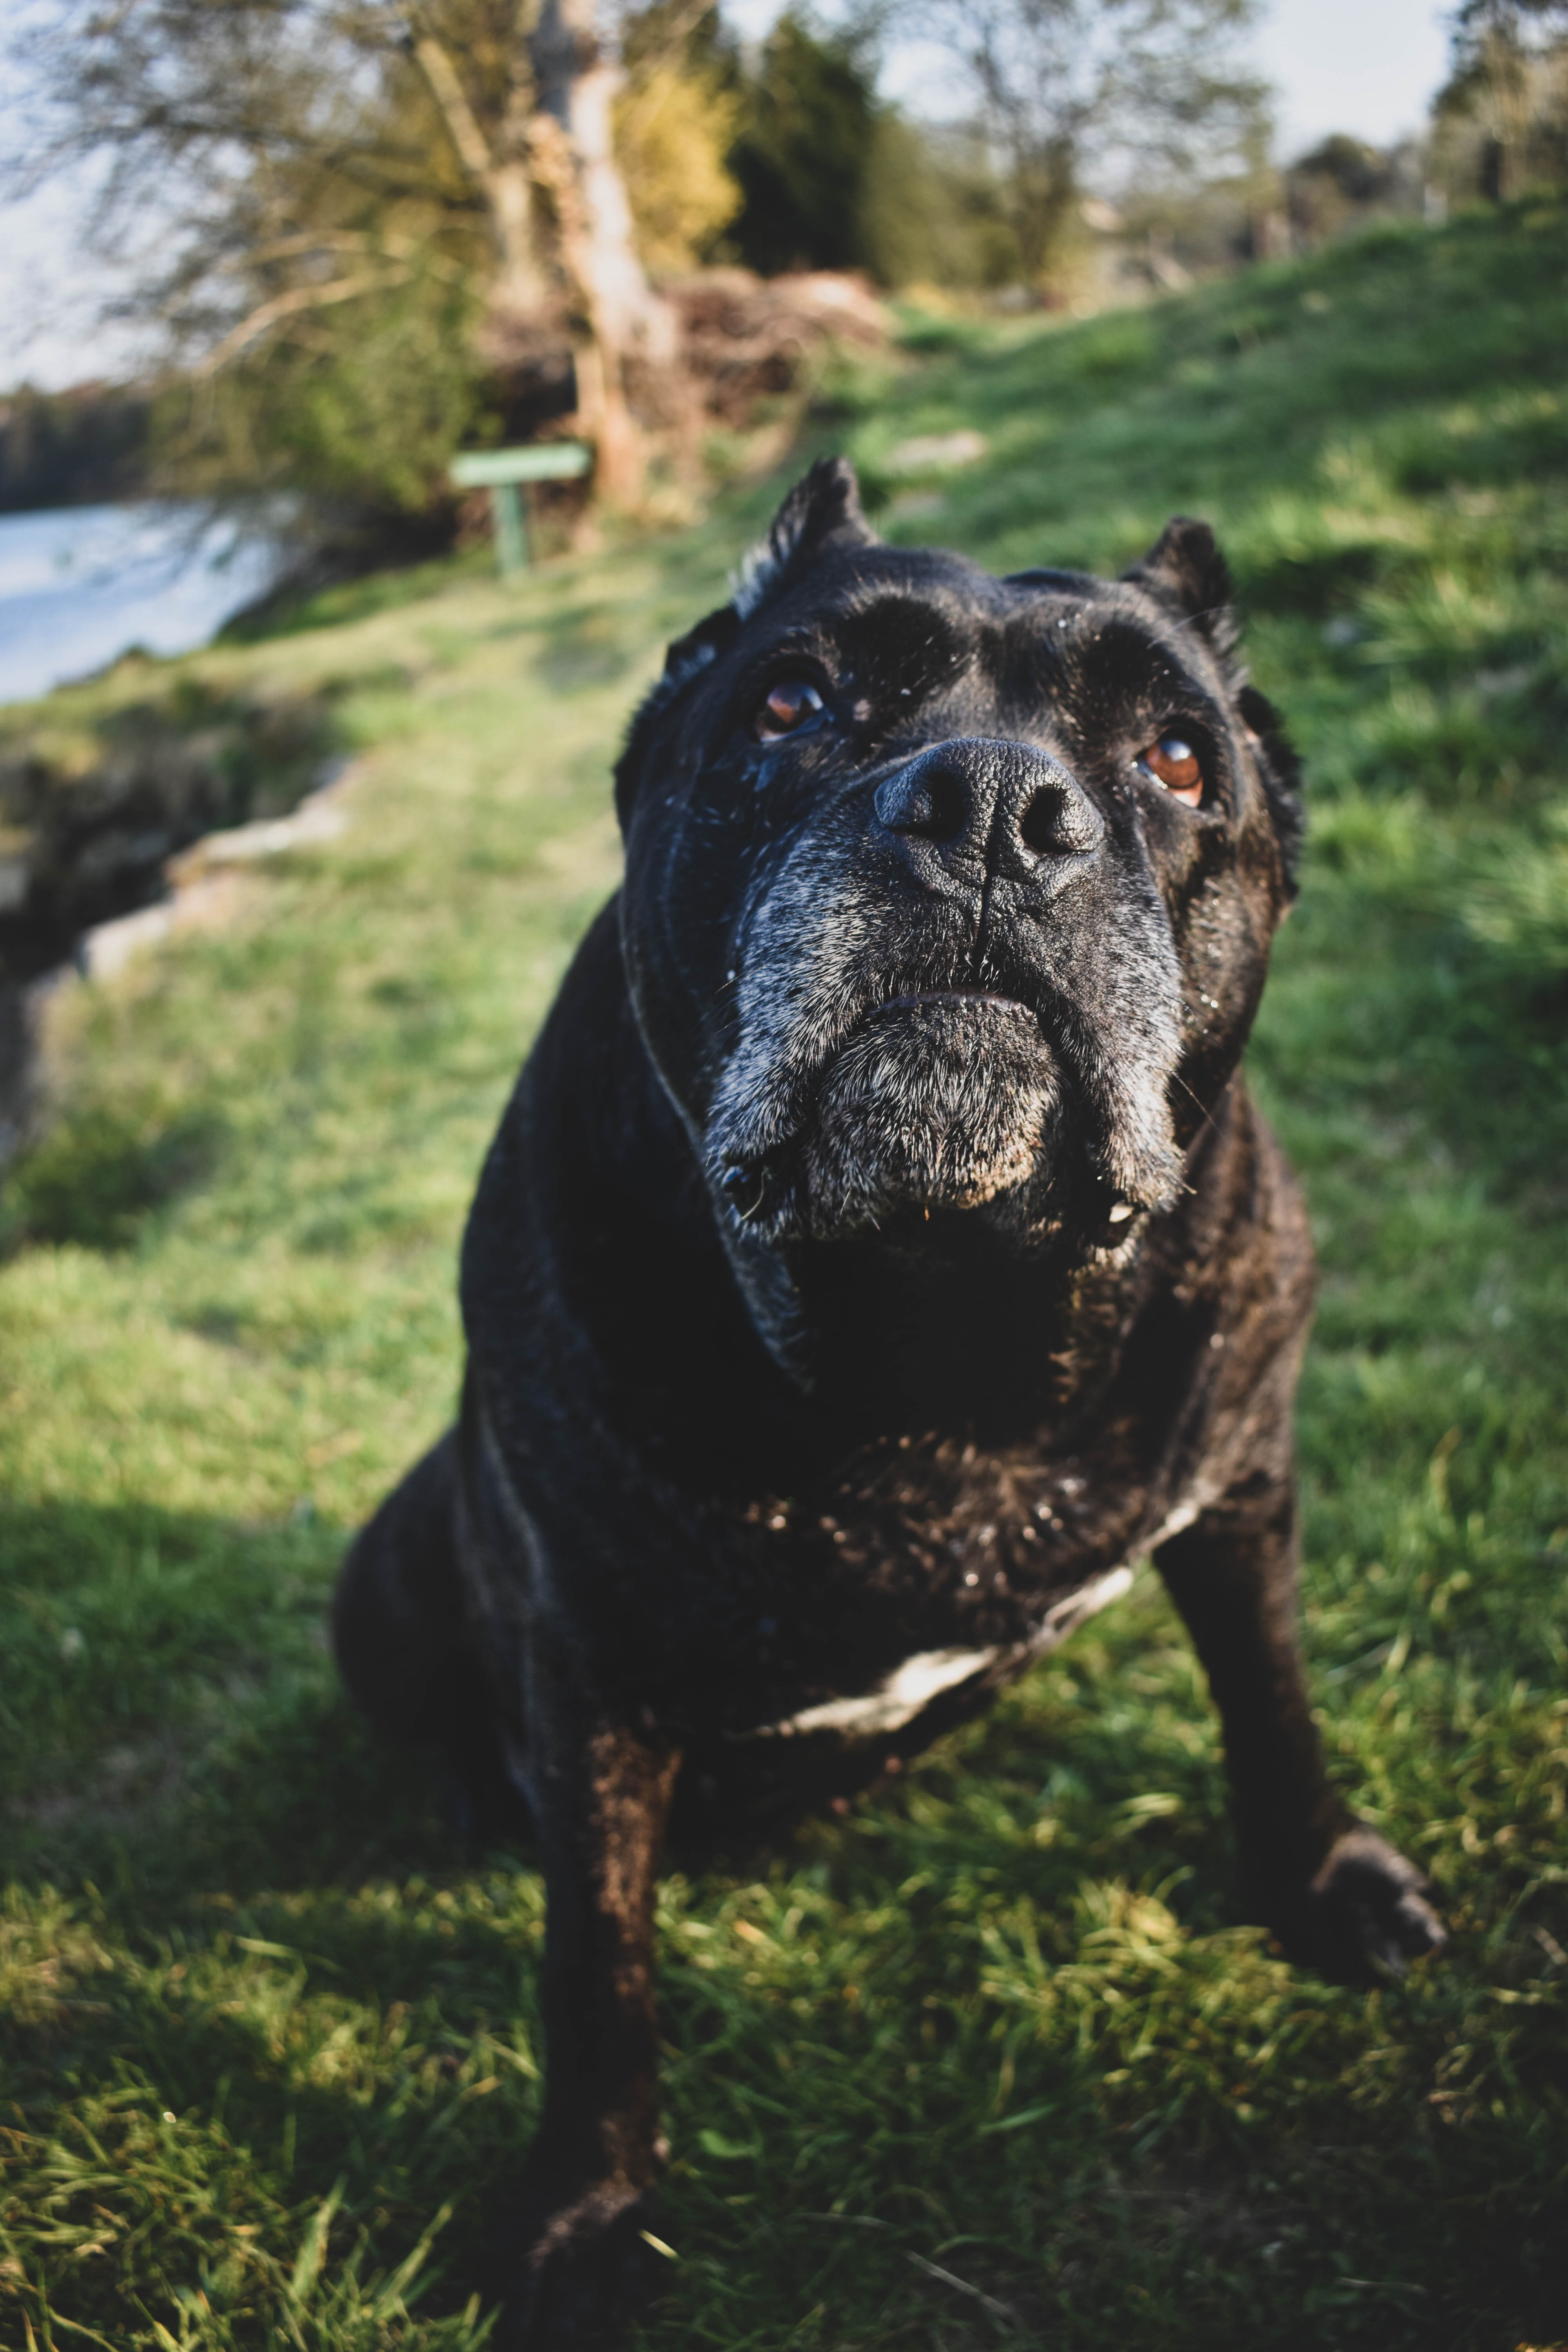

[773,1645,1001,1739]
[757,1561,1138,1743]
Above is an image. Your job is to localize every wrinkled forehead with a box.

[737,541,1213,707]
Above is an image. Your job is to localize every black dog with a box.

[335,459,1443,2347]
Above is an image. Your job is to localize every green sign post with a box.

[449,442,594,573]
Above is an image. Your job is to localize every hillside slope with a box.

[2,201,1565,2351]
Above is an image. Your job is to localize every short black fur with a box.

[336,463,1441,2348]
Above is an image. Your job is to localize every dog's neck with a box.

[721,1209,1152,1433]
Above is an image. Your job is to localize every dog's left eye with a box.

[754,679,824,743]
[1134,733,1204,807]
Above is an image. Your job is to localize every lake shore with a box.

[0,499,285,705]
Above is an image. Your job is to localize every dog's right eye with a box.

[753,679,824,743]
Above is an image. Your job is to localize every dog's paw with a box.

[488,2180,667,2352]
[1271,1824,1445,1982]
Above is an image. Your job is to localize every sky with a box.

[0,0,1456,394]
[1250,0,1452,157]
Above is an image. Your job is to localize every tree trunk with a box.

[410,30,549,320]
[1475,27,1533,204]
[412,0,679,503]
[488,156,551,321]
[530,0,676,501]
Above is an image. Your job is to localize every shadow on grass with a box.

[0,1497,472,1901]
[1,1099,229,1254]
[5,1503,1206,2342]
[1,1500,1222,1911]
[4,1503,1565,2349]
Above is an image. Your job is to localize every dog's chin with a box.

[799,998,1064,1239]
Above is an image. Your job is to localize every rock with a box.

[0,679,348,1170]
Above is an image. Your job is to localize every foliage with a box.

[613,4,742,276]
[9,0,506,527]
[0,382,153,512]
[1,200,1567,2347]
[1434,0,1568,199]
[880,0,1271,286]
[615,65,742,276]
[14,0,496,362]
[716,15,1020,294]
[1450,0,1568,51]
[1292,133,1400,207]
[724,16,882,277]
[154,265,491,540]
[855,119,1025,293]
[9,0,693,522]
[716,16,1024,292]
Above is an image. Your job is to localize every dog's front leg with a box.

[494,1619,680,2352]
[1156,1479,1443,1980]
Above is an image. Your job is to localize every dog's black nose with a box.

[872,737,1102,883]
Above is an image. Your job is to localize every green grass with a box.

[4,199,1568,2349]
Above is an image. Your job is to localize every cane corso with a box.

[335,458,1443,2345]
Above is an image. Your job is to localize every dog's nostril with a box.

[1020,784,1098,858]
[922,768,967,841]
[875,764,968,844]
[1020,787,1066,855]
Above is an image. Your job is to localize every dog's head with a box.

[615,458,1299,1299]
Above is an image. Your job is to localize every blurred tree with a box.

[0,384,154,511]
[868,0,1270,289]
[530,0,678,486]
[1292,134,1394,207]
[855,118,1022,290]
[1283,133,1394,245]
[9,0,675,510]
[613,4,740,274]
[1435,0,1568,200]
[156,245,492,558]
[726,17,878,274]
[615,64,742,271]
[1450,0,1568,49]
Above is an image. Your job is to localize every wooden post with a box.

[450,443,593,574]
[492,482,529,574]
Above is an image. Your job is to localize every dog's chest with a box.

[750,1555,1138,1744]
[714,1429,1206,1744]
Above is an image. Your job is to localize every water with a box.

[0,501,287,707]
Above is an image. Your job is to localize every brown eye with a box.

[1135,732,1204,807]
[755,678,824,743]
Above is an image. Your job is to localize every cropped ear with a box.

[732,456,878,617]
[1122,517,1235,654]
[1128,520,1303,895]
[613,601,741,829]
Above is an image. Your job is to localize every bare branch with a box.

[407,22,495,181]
[244,225,466,276]
[193,267,408,373]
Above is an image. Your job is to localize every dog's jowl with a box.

[335,459,1443,2347]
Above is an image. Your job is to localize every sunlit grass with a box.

[2,200,1566,2347]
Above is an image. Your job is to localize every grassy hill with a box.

[2,200,1566,2350]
